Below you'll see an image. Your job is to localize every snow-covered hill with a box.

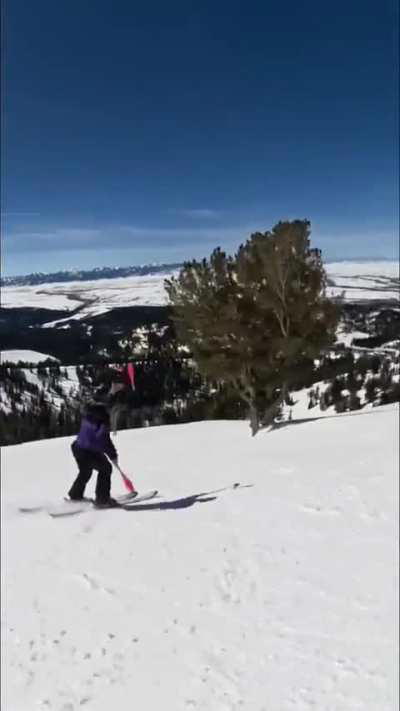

[2,406,398,710]
[0,364,81,417]
[0,350,59,365]
[2,262,398,321]
[1,272,177,317]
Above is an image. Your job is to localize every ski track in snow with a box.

[2,408,398,710]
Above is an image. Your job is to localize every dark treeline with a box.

[1,349,399,447]
[0,305,172,363]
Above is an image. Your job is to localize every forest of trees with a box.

[1,347,398,447]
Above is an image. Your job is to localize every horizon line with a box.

[2,255,399,281]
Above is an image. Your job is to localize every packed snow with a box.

[0,350,59,364]
[2,405,398,711]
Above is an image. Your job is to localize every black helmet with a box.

[85,401,110,425]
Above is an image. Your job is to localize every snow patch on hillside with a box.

[0,350,59,364]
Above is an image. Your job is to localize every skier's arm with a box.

[96,425,118,462]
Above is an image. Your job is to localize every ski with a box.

[118,489,159,506]
[49,490,159,517]
[19,490,158,517]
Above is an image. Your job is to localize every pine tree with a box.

[166,219,339,434]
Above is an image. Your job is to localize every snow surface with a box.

[2,406,398,710]
[335,329,371,348]
[0,350,59,364]
[327,261,398,278]
[1,272,178,317]
[2,263,398,320]
[326,262,399,302]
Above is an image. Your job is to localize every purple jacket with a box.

[75,417,117,461]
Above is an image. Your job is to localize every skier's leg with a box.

[91,453,113,502]
[68,443,93,500]
[110,404,119,433]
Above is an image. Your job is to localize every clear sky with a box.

[2,0,398,275]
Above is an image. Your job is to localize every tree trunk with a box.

[261,399,281,428]
[249,403,260,436]
[262,387,287,428]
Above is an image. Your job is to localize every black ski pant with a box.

[69,442,112,501]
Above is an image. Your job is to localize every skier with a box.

[68,401,130,507]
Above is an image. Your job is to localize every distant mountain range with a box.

[2,257,397,288]
[1,263,183,287]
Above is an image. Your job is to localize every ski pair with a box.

[19,490,158,517]
[67,490,141,507]
[54,489,159,516]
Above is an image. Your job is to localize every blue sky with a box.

[2,0,398,275]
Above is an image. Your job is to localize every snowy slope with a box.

[2,406,398,711]
[2,272,177,316]
[0,350,59,364]
[0,366,80,415]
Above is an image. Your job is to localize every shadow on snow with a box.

[266,406,394,432]
[123,482,253,512]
